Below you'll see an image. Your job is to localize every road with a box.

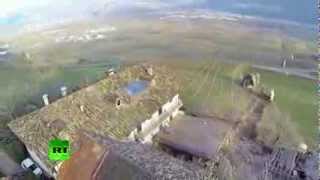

[252,65,317,81]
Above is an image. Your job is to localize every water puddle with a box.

[124,80,150,96]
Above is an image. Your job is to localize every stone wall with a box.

[128,94,183,143]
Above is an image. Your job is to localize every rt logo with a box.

[48,139,70,161]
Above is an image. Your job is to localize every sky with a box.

[1,0,50,16]
[0,0,193,17]
[0,0,107,25]
[0,0,203,26]
[0,0,315,28]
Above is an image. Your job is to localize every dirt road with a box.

[240,96,268,140]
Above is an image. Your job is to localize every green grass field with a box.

[0,61,117,112]
[256,70,317,147]
[168,61,252,116]
[164,60,316,148]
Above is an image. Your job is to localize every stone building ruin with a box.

[8,64,181,178]
[241,73,260,89]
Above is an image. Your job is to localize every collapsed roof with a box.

[157,115,232,159]
[58,131,203,180]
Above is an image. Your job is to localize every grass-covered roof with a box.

[8,63,179,171]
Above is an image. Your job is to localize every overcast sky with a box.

[1,0,57,16]
[0,0,209,26]
[0,0,315,27]
[1,0,203,16]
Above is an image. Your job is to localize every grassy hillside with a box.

[164,60,316,148]
[257,69,316,147]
